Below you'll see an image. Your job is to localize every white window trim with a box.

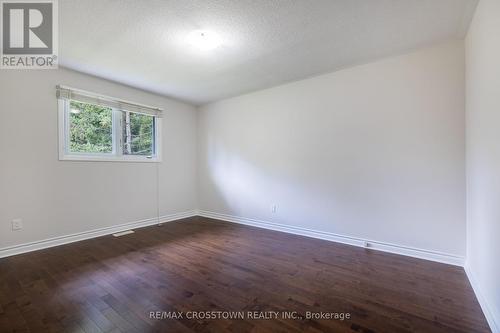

[58,99,162,163]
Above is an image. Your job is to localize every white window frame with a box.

[58,99,162,163]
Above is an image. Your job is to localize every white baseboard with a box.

[1,209,465,267]
[465,264,500,333]
[0,210,197,259]
[197,210,465,267]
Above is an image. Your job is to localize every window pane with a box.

[69,101,113,153]
[122,111,154,156]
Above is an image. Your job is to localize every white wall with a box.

[0,68,198,250]
[198,41,466,258]
[465,0,500,330]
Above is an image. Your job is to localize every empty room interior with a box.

[1,0,499,332]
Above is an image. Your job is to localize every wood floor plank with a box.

[0,216,490,333]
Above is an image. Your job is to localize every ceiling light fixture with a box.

[186,30,222,51]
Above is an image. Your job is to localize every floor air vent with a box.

[112,230,135,237]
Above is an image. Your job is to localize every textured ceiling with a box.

[60,0,478,105]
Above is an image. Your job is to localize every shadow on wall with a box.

[204,133,340,228]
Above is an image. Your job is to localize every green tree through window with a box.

[68,101,155,156]
[69,101,113,153]
[122,111,154,156]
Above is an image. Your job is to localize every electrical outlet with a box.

[271,204,278,214]
[12,218,23,231]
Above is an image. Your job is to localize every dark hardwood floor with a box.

[0,216,490,333]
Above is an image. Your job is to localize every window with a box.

[57,86,162,162]
[69,101,113,154]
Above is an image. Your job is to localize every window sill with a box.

[59,154,161,163]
